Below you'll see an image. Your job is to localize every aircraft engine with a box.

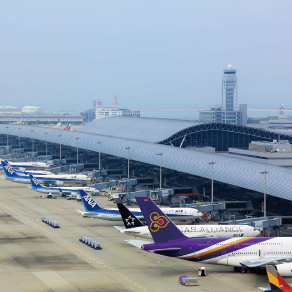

[54,181,64,186]
[275,263,292,276]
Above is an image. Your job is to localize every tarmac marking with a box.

[0,204,147,291]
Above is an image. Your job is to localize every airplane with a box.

[114,203,261,238]
[1,161,90,186]
[15,169,53,176]
[29,175,99,196]
[1,161,53,176]
[0,160,50,170]
[65,124,72,130]
[126,197,292,277]
[76,190,203,222]
[54,122,61,129]
[259,265,292,291]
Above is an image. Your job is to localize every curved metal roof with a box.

[1,123,292,202]
[79,116,201,143]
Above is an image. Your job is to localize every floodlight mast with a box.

[5,126,9,146]
[125,147,131,179]
[97,142,101,171]
[58,134,62,159]
[31,130,35,152]
[260,170,269,219]
[76,137,80,164]
[156,153,164,189]
[208,161,216,204]
[44,132,48,155]
[18,128,22,149]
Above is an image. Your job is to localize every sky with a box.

[0,1,291,118]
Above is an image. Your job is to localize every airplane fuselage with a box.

[77,207,202,221]
[34,186,99,195]
[119,224,260,238]
[142,237,292,275]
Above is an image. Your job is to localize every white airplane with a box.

[29,175,99,196]
[16,169,54,176]
[1,161,90,186]
[115,203,261,238]
[76,190,203,222]
[126,197,292,277]
[1,160,50,170]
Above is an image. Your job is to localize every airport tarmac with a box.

[0,178,283,292]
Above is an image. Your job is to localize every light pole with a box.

[44,132,48,156]
[156,152,164,189]
[18,127,22,149]
[97,142,101,171]
[31,130,35,152]
[76,137,80,164]
[125,147,131,179]
[208,161,216,204]
[5,126,9,146]
[260,170,269,219]
[58,134,62,160]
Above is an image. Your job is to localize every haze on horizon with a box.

[0,1,291,119]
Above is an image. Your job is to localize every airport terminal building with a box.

[2,116,292,215]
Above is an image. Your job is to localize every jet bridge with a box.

[219,216,292,236]
[92,179,137,191]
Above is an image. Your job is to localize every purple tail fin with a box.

[135,197,186,243]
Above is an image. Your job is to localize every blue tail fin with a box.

[135,197,186,243]
[79,190,103,212]
[1,161,20,178]
[29,175,43,189]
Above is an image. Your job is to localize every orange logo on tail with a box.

[149,212,170,232]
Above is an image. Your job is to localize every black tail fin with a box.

[117,203,145,229]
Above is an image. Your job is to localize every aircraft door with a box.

[222,250,228,264]
[259,250,265,257]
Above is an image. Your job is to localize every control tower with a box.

[222,65,238,124]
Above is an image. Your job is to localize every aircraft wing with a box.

[123,230,142,235]
[125,239,153,248]
[113,226,125,231]
[60,191,74,195]
[125,239,181,252]
[241,257,292,270]
[76,209,95,217]
[189,233,216,238]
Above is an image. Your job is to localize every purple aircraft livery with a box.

[126,197,292,276]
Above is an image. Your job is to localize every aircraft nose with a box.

[254,229,261,236]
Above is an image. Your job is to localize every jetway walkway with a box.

[220,216,292,236]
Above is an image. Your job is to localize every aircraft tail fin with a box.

[54,122,61,129]
[65,124,71,130]
[135,197,186,243]
[1,161,20,178]
[29,175,43,189]
[79,190,103,212]
[266,265,291,290]
[117,203,145,229]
